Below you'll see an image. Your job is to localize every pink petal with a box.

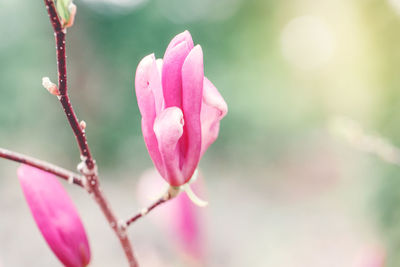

[162,41,191,109]
[18,165,91,267]
[135,54,164,115]
[135,54,164,176]
[200,78,228,157]
[155,58,164,83]
[154,107,185,186]
[164,31,194,58]
[181,45,204,181]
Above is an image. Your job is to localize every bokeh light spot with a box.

[281,16,335,70]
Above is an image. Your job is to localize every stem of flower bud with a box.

[0,147,84,186]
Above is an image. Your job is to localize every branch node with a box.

[77,159,98,177]
[140,208,149,216]
[68,175,74,184]
[118,219,128,231]
[167,186,181,199]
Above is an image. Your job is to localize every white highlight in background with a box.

[388,0,400,14]
[281,16,335,70]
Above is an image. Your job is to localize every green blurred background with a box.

[2,0,400,266]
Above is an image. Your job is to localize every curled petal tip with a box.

[165,31,194,56]
[193,44,202,50]
[153,107,184,144]
[154,107,185,186]
[137,54,156,72]
[186,45,203,62]
[135,53,160,117]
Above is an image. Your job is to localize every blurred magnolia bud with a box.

[352,245,385,267]
[18,164,91,267]
[137,168,207,264]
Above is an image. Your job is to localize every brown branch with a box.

[43,1,139,266]
[0,147,83,186]
[126,193,173,227]
[44,0,94,170]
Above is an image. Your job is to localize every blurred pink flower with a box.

[18,165,91,267]
[137,168,206,263]
[352,246,385,267]
[135,30,227,186]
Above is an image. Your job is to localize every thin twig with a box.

[331,117,400,166]
[0,147,83,186]
[43,1,138,266]
[126,194,173,227]
[44,0,94,170]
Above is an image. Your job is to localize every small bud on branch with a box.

[79,120,86,131]
[64,3,76,28]
[42,77,60,96]
[54,0,76,28]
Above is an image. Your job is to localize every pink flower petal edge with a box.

[18,164,91,267]
[135,31,228,186]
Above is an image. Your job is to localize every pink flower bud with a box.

[135,31,228,186]
[18,165,91,267]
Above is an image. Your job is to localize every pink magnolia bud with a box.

[137,169,206,263]
[135,31,228,186]
[18,165,91,267]
[352,246,385,267]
